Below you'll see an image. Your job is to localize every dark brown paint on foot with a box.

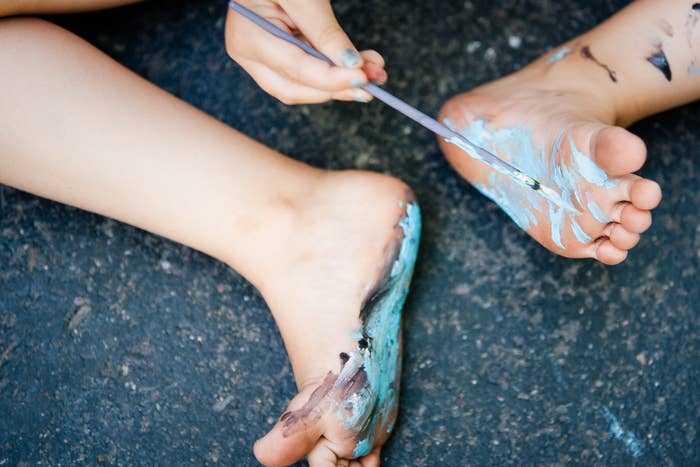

[647,49,672,81]
[581,46,618,82]
[687,5,700,46]
[281,371,337,436]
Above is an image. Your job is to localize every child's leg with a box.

[0,17,420,466]
[438,0,700,264]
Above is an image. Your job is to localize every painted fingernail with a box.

[354,93,369,103]
[351,78,365,88]
[341,49,362,68]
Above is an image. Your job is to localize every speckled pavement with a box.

[1,1,698,465]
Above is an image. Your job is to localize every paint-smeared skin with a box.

[688,61,700,75]
[646,47,673,81]
[580,46,618,82]
[448,118,614,250]
[686,3,700,47]
[274,202,421,459]
[545,47,571,65]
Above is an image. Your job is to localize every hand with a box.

[225,0,388,105]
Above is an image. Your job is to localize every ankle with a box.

[222,168,325,290]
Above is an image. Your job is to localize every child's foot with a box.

[248,171,420,466]
[438,53,661,265]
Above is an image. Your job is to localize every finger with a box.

[363,60,388,84]
[238,58,334,104]
[251,32,367,91]
[228,6,366,92]
[331,88,373,103]
[280,0,364,68]
[359,49,385,68]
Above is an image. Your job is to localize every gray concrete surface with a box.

[1,0,699,465]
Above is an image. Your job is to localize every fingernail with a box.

[354,93,369,103]
[341,49,362,68]
[351,78,365,88]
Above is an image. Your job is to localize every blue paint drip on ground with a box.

[601,407,644,458]
[348,202,421,458]
[546,47,571,64]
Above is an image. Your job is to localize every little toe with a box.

[619,203,652,233]
[594,238,628,265]
[590,126,647,176]
[606,223,640,250]
[630,178,662,210]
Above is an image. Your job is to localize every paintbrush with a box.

[228,0,577,213]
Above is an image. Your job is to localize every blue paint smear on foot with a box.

[345,202,421,458]
[449,118,617,250]
[546,47,571,64]
[688,61,700,75]
[570,139,614,187]
[548,203,565,249]
[587,194,610,223]
[570,218,592,243]
[601,407,644,458]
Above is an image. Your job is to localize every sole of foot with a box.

[437,62,661,265]
[252,171,421,466]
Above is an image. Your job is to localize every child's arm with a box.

[225,0,388,105]
[1,0,144,16]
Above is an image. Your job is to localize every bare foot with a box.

[438,49,662,265]
[249,171,420,466]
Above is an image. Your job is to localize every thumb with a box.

[280,0,364,69]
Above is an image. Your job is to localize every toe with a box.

[630,178,662,210]
[307,440,343,467]
[619,203,652,233]
[358,446,381,467]
[594,238,628,265]
[590,126,646,176]
[606,223,640,250]
[254,390,326,467]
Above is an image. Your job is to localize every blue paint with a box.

[353,439,371,458]
[338,202,421,458]
[587,195,610,223]
[474,181,537,229]
[545,47,571,64]
[448,117,621,249]
[688,62,700,75]
[341,48,361,68]
[570,218,592,243]
[548,203,565,249]
[570,139,613,187]
[601,407,643,458]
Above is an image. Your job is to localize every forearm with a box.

[0,0,144,17]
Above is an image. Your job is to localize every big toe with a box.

[590,125,647,176]
[254,390,325,467]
